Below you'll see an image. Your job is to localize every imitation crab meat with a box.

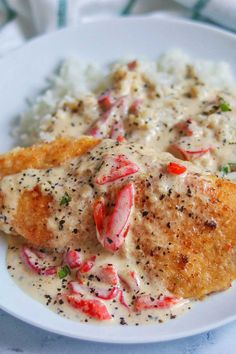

[175,118,203,137]
[129,98,143,114]
[119,270,140,291]
[79,255,96,273]
[134,295,180,311]
[110,120,125,141]
[167,162,187,175]
[95,154,139,185]
[88,110,112,138]
[88,97,128,138]
[170,137,211,161]
[127,60,138,71]
[64,250,82,269]
[69,281,119,300]
[21,246,57,276]
[94,183,134,252]
[68,281,87,295]
[176,119,194,136]
[116,135,126,143]
[98,91,114,111]
[67,295,112,320]
[92,286,119,300]
[97,264,119,286]
[118,290,130,310]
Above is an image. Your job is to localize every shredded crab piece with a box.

[175,118,203,137]
[134,295,180,311]
[92,286,119,300]
[87,96,128,138]
[129,98,143,114]
[118,290,130,311]
[79,255,96,273]
[110,120,125,140]
[21,246,57,276]
[67,295,112,320]
[170,141,211,161]
[94,183,134,252]
[119,270,140,291]
[69,281,119,300]
[64,250,82,269]
[127,60,138,71]
[97,264,119,286]
[68,281,87,295]
[98,91,114,111]
[167,162,187,175]
[95,154,139,185]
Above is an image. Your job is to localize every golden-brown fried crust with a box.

[0,137,236,299]
[0,136,100,179]
[132,176,236,299]
[13,186,54,248]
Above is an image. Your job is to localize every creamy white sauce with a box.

[6,58,236,325]
[4,140,196,325]
[7,236,190,325]
[34,62,236,174]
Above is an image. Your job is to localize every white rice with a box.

[13,49,236,146]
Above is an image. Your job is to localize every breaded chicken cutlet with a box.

[0,137,235,299]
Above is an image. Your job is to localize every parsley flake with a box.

[220,165,230,176]
[220,101,231,112]
[58,265,71,279]
[60,192,71,206]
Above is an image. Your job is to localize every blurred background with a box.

[0,0,235,56]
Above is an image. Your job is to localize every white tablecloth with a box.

[0,308,236,354]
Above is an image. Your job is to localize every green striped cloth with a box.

[0,0,235,56]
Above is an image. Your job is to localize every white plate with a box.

[0,17,236,344]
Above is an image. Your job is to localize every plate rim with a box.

[0,15,236,66]
[1,288,236,344]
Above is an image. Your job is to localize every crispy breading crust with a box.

[13,186,54,247]
[0,136,100,179]
[132,176,236,299]
[0,136,100,248]
[0,137,236,299]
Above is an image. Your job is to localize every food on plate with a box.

[3,138,236,324]
[0,136,100,179]
[3,50,236,325]
[14,50,236,174]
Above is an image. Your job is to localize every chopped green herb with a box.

[220,163,236,176]
[220,165,230,175]
[60,192,71,206]
[58,265,71,279]
[220,101,231,112]
[228,162,236,172]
